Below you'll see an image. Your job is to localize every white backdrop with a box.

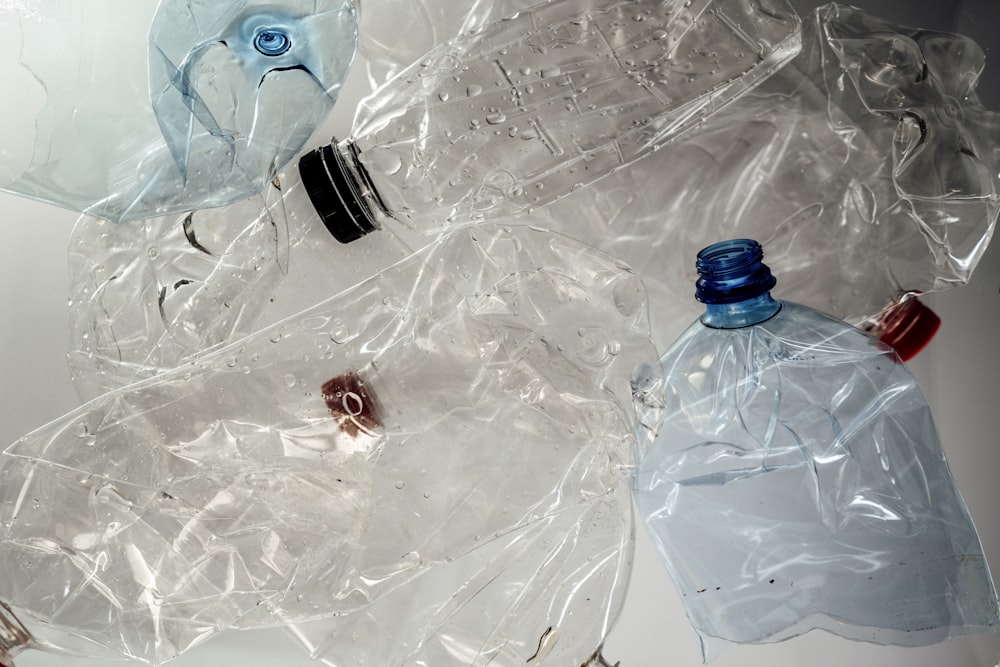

[1,1,999,665]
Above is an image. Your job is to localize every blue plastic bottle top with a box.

[695,238,781,328]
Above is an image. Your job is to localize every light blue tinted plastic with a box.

[0,0,357,223]
[631,300,999,659]
[701,293,782,329]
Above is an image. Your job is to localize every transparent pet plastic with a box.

[357,0,536,87]
[527,2,1000,350]
[66,163,412,402]
[0,0,357,223]
[298,0,801,241]
[2,225,655,665]
[630,240,999,660]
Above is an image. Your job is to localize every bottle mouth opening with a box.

[298,140,380,244]
[695,238,776,304]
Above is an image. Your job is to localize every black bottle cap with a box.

[299,140,379,244]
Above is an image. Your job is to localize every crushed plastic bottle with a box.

[296,0,802,242]
[0,0,357,223]
[522,2,1000,352]
[630,239,999,660]
[67,163,412,401]
[3,225,655,665]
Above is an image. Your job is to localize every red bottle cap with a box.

[871,297,941,361]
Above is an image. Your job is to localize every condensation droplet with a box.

[329,322,350,344]
[301,315,330,331]
[486,111,507,124]
[284,374,298,388]
[394,480,405,490]
[466,84,483,97]
[367,147,403,176]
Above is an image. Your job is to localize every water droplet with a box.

[366,147,402,176]
[225,356,239,368]
[394,480,405,490]
[519,65,532,76]
[485,111,506,124]
[269,331,283,343]
[329,322,350,344]
[438,90,450,102]
[301,315,330,331]
[284,374,298,388]
[73,423,90,438]
[146,246,159,260]
[508,126,518,137]
[466,84,483,97]
[541,66,561,78]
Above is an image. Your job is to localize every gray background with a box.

[1,0,998,665]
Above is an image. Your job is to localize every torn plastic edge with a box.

[0,602,31,666]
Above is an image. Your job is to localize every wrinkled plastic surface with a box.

[0,0,357,223]
[67,168,411,401]
[631,300,999,659]
[2,225,654,665]
[357,0,536,87]
[528,3,1000,348]
[344,0,801,231]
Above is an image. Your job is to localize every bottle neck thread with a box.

[695,239,781,329]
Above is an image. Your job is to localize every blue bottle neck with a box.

[700,292,782,329]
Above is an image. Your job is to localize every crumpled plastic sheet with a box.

[346,0,802,231]
[526,2,1000,348]
[630,299,1000,660]
[0,0,357,223]
[66,168,412,402]
[64,0,803,399]
[357,0,538,87]
[1,225,655,665]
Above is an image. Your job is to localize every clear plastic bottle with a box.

[0,0,358,223]
[630,239,999,659]
[514,3,998,355]
[5,225,655,665]
[296,0,802,242]
[67,160,413,401]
